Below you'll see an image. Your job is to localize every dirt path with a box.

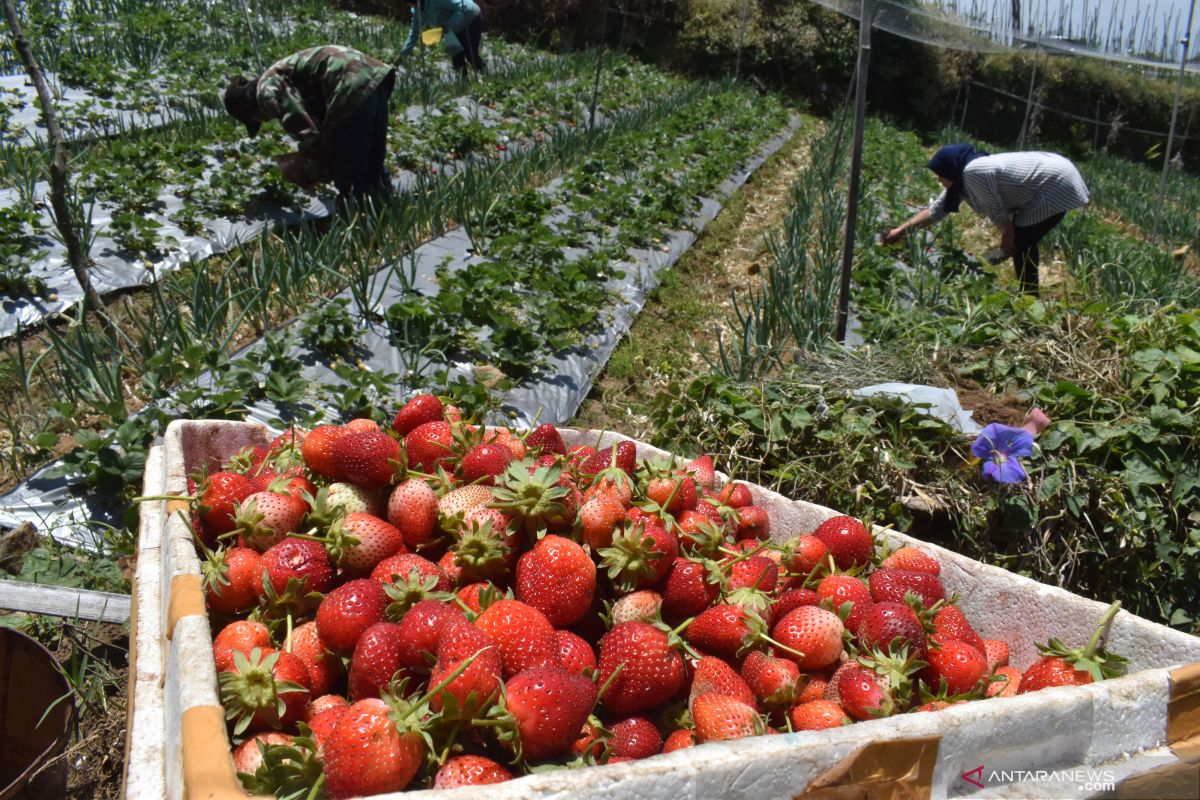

[571,119,817,436]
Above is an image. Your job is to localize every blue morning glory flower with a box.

[970,423,1035,484]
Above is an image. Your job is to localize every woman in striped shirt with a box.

[883,144,1090,294]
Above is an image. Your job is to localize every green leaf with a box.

[1054,380,1092,400]
[1122,454,1166,488]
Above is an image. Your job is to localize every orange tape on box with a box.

[182,705,271,800]
[797,736,940,800]
[168,574,205,640]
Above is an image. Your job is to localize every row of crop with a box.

[641,114,1200,630]
[0,48,676,303]
[0,81,787,547]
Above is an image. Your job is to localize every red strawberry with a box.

[787,699,851,730]
[725,554,779,594]
[231,491,308,552]
[771,605,844,670]
[924,639,988,695]
[579,441,637,477]
[773,588,819,620]
[202,545,262,615]
[316,578,389,654]
[231,731,292,775]
[682,454,716,491]
[932,605,985,654]
[515,534,596,628]
[307,693,349,723]
[434,754,512,788]
[344,418,380,434]
[597,622,686,715]
[812,516,873,569]
[301,424,347,480]
[599,521,678,592]
[290,621,344,697]
[741,650,801,709]
[662,729,697,752]
[881,546,942,575]
[836,664,894,720]
[685,603,763,660]
[218,647,311,734]
[334,512,405,573]
[983,639,1010,672]
[198,471,257,535]
[1018,602,1128,694]
[498,667,597,762]
[578,489,626,551]
[691,691,762,742]
[675,509,727,556]
[815,574,873,631]
[348,622,407,702]
[404,420,455,472]
[370,552,449,591]
[385,478,439,550]
[987,665,1022,698]
[689,656,756,708]
[333,431,400,490]
[485,427,526,460]
[429,620,502,718]
[566,444,596,469]
[323,698,423,797]
[392,393,443,436]
[260,537,334,596]
[524,423,567,457]
[716,482,753,508]
[461,443,514,485]
[645,472,698,514]
[868,568,945,608]
[474,599,560,678]
[393,600,466,674]
[659,557,720,624]
[855,602,928,661]
[308,706,347,753]
[608,715,662,759]
[796,674,828,704]
[734,505,770,540]
[782,534,829,577]
[555,629,596,675]
[450,508,518,582]
[213,619,271,673]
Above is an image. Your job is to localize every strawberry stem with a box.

[595,662,626,703]
[1083,600,1122,659]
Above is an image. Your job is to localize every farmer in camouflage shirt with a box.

[223,46,396,202]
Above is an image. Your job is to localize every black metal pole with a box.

[835,0,876,345]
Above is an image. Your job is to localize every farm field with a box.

[1,0,1199,798]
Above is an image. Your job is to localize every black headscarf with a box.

[927,143,988,213]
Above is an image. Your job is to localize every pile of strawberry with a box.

[184,394,1127,799]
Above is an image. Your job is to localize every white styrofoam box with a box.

[125,420,1200,800]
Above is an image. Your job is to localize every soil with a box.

[953,387,1031,427]
[33,621,128,800]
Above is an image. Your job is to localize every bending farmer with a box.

[223,45,396,202]
[883,145,1089,294]
[400,0,486,76]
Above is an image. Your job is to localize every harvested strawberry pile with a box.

[184,394,1128,797]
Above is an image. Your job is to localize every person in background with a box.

[399,0,486,76]
[223,45,396,204]
[883,144,1090,295]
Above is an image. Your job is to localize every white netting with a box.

[811,0,1200,73]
